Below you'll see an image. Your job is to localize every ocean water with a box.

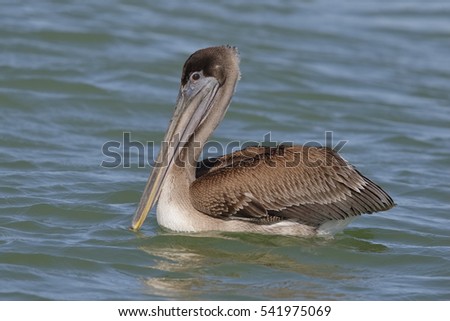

[1,0,449,300]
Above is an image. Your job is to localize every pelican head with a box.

[131,46,241,230]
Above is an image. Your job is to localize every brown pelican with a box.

[131,45,394,236]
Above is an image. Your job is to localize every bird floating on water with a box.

[131,45,394,236]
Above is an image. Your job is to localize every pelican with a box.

[131,45,394,236]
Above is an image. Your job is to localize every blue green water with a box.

[1,0,449,300]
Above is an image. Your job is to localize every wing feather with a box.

[191,145,394,227]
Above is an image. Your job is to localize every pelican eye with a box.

[190,72,201,81]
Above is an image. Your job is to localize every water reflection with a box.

[139,232,355,300]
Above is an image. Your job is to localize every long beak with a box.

[130,76,220,231]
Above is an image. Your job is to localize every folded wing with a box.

[190,145,394,227]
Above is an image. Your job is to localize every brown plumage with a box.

[191,145,394,228]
